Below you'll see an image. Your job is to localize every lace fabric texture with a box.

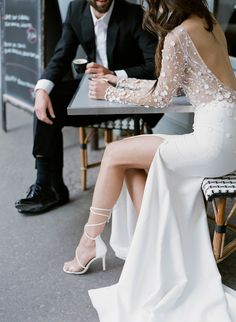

[105,26,236,109]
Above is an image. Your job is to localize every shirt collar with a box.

[90,0,115,26]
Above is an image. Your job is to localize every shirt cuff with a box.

[114,70,128,79]
[34,79,55,95]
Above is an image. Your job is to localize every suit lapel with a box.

[107,1,120,68]
[80,3,96,60]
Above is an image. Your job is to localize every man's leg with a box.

[15,80,79,214]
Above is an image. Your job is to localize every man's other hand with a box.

[85,62,114,76]
[34,89,55,125]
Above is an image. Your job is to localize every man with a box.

[15,0,161,215]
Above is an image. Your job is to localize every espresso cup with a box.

[73,58,88,74]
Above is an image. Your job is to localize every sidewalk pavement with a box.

[0,104,235,322]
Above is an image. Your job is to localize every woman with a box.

[64,0,236,320]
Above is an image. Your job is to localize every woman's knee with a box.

[102,141,123,168]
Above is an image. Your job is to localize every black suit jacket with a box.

[41,0,157,83]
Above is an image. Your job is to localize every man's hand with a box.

[34,89,55,125]
[85,62,114,76]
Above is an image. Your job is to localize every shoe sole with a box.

[17,197,69,215]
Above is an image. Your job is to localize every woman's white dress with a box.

[89,26,236,322]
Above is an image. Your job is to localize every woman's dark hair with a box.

[142,0,216,75]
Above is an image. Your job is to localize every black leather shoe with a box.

[15,183,69,214]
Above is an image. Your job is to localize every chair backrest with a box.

[88,118,144,132]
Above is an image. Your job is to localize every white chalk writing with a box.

[5,74,35,89]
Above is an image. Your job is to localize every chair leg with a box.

[144,122,152,134]
[90,128,99,150]
[212,197,226,261]
[104,129,113,144]
[79,127,88,191]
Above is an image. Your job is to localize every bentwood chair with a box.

[202,171,236,263]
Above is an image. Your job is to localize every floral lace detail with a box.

[105,26,236,110]
[116,78,155,91]
[178,27,236,107]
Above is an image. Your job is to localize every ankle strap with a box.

[90,207,112,223]
[84,207,112,241]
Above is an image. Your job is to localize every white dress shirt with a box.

[35,1,127,94]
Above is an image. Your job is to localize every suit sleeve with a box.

[41,1,80,84]
[124,8,157,80]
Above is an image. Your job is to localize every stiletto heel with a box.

[63,207,112,275]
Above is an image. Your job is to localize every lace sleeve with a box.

[116,78,155,91]
[105,31,187,108]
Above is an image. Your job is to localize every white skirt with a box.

[89,102,236,322]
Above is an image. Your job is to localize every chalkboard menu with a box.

[2,0,42,109]
[1,0,62,130]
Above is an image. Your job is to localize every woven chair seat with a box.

[201,171,236,201]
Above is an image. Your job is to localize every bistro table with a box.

[67,74,193,134]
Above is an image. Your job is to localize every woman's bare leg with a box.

[64,135,164,273]
[125,169,147,214]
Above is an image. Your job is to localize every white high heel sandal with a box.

[63,206,112,275]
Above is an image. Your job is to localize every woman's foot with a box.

[63,206,111,274]
[63,234,96,274]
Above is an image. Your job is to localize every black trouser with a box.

[33,80,163,168]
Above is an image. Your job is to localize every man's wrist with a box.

[35,88,49,96]
[34,79,54,95]
[114,70,128,79]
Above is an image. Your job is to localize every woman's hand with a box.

[97,74,118,86]
[89,79,111,100]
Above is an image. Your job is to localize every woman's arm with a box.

[116,78,156,91]
[105,31,187,109]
